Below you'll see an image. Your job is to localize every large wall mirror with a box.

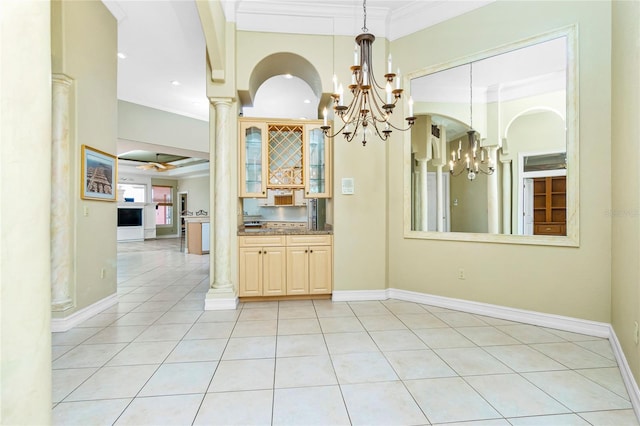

[404,27,578,246]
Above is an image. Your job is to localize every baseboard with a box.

[51,293,118,332]
[331,290,388,302]
[156,234,178,239]
[387,288,611,338]
[608,327,640,420]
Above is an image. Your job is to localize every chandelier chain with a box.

[470,62,473,130]
[362,0,368,33]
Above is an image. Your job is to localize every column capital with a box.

[208,97,233,107]
[52,73,73,87]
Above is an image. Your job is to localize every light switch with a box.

[341,178,354,195]
[83,206,89,216]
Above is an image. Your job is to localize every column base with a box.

[204,288,238,311]
[52,298,73,312]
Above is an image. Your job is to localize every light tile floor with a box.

[52,238,640,425]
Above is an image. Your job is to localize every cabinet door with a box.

[239,247,262,296]
[262,246,286,296]
[305,124,331,198]
[286,247,309,295]
[239,121,267,197]
[309,245,332,294]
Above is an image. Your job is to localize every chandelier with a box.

[449,62,495,181]
[321,0,415,146]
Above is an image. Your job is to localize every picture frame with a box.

[81,145,117,201]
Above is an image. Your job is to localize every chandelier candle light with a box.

[321,0,415,146]
[448,62,495,181]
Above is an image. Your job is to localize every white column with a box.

[487,147,499,234]
[1,0,53,422]
[51,74,74,312]
[501,159,512,234]
[436,165,444,232]
[418,159,428,231]
[206,98,238,310]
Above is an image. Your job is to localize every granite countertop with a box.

[237,226,332,236]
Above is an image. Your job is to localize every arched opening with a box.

[238,52,330,119]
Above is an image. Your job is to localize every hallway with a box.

[51,239,639,425]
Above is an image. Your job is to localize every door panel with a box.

[263,247,286,296]
[286,247,309,295]
[239,247,262,296]
[309,245,332,294]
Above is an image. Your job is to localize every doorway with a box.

[179,192,188,241]
[518,152,567,235]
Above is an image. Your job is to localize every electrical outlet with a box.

[83,206,89,217]
[457,268,465,280]
[634,321,639,345]
[100,268,106,279]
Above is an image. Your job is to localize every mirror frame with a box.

[403,25,579,247]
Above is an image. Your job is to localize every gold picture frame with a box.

[81,145,117,201]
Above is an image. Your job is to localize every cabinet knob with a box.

[263,250,267,254]
[310,250,313,253]
[305,250,308,253]
[258,250,262,254]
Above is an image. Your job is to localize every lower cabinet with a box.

[239,236,286,297]
[286,235,332,295]
[239,234,332,297]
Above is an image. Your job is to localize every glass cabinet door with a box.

[304,124,331,198]
[240,121,267,197]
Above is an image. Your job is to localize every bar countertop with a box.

[237,225,332,236]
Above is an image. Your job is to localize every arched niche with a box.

[237,52,331,118]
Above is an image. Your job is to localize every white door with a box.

[523,178,534,235]
[427,172,450,232]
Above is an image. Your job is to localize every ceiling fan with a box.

[136,154,177,172]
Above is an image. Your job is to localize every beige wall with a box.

[0,1,53,423]
[389,1,612,322]
[178,176,210,214]
[118,100,209,154]
[231,31,389,292]
[611,0,640,380]
[52,0,118,317]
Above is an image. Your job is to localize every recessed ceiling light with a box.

[170,80,181,86]
[283,74,293,79]
[303,99,311,104]
[117,52,127,59]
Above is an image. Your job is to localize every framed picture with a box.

[81,145,117,201]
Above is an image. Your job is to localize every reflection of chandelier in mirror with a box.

[321,0,415,146]
[449,63,495,181]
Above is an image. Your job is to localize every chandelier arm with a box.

[346,86,366,121]
[371,121,391,141]
[367,89,389,122]
[368,66,388,92]
[384,119,414,132]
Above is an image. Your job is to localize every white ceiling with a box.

[102,0,494,122]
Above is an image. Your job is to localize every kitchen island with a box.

[237,224,333,300]
[184,216,209,255]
